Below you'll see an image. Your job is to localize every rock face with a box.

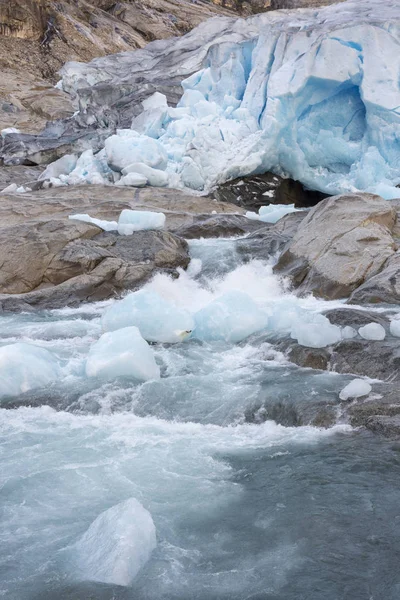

[0,227,189,311]
[0,184,244,310]
[274,193,398,300]
[214,173,327,211]
[348,253,400,305]
[236,211,307,260]
[0,0,237,138]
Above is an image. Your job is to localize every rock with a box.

[278,327,400,382]
[329,339,400,382]
[0,219,101,294]
[0,220,190,310]
[0,184,242,230]
[236,211,307,261]
[284,344,330,371]
[347,389,400,429]
[322,308,389,330]
[274,193,397,299]
[175,213,269,239]
[348,252,400,305]
[365,415,400,437]
[214,172,327,212]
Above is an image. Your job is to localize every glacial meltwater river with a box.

[1,238,400,600]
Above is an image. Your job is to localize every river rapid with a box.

[1,237,400,600]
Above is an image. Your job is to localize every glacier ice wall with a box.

[5,0,400,199]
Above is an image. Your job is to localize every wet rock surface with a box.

[274,193,398,300]
[236,211,307,260]
[175,213,269,239]
[348,252,400,305]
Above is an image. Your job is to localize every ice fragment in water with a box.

[358,323,386,341]
[389,318,400,337]
[341,326,357,340]
[102,290,194,343]
[71,497,156,587]
[192,291,267,343]
[291,315,342,348]
[339,379,372,401]
[0,342,61,399]
[86,326,160,382]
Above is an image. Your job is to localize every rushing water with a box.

[1,238,400,600]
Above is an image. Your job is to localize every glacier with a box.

[7,0,400,200]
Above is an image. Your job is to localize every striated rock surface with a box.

[274,193,398,300]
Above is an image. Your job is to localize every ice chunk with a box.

[105,134,168,172]
[86,326,160,382]
[390,319,400,337]
[192,291,267,343]
[358,323,386,341]
[342,326,357,340]
[1,127,20,137]
[122,163,169,187]
[291,315,342,348]
[246,204,299,224]
[64,149,108,186]
[1,183,18,194]
[142,92,168,112]
[115,173,148,187]
[69,213,118,232]
[0,342,61,399]
[117,209,166,235]
[71,498,156,587]
[38,154,78,181]
[102,290,194,343]
[339,379,372,401]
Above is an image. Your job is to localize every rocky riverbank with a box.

[0,174,399,436]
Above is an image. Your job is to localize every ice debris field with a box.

[1,241,399,402]
[6,0,398,200]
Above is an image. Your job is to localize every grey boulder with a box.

[274,193,397,299]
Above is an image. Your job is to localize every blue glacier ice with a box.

[118,209,166,235]
[101,290,194,343]
[192,290,268,343]
[0,343,61,399]
[70,497,156,587]
[43,0,400,200]
[86,326,160,382]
